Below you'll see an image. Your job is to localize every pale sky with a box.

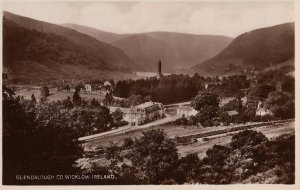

[2,0,295,37]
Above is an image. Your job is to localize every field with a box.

[15,89,105,102]
[84,121,294,160]
[177,121,294,158]
[83,124,232,150]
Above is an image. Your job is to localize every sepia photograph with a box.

[1,0,298,188]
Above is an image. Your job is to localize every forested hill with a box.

[3,17,135,80]
[3,11,138,80]
[192,22,295,76]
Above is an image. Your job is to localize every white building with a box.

[85,84,92,92]
[227,110,239,117]
[129,101,165,126]
[177,106,197,117]
[256,101,272,116]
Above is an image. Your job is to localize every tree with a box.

[40,85,49,97]
[103,92,113,106]
[178,153,200,182]
[2,86,83,185]
[191,91,219,123]
[264,91,294,119]
[106,143,124,175]
[129,94,144,106]
[230,130,268,150]
[112,108,123,122]
[62,96,73,109]
[196,145,232,184]
[128,129,179,184]
[70,106,114,136]
[192,91,219,112]
[281,76,294,95]
[144,95,152,102]
[72,89,81,106]
[222,97,244,113]
[31,94,37,104]
[247,84,276,101]
[243,100,258,122]
[123,137,134,149]
[91,98,100,107]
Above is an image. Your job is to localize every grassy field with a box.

[83,124,231,150]
[15,89,105,102]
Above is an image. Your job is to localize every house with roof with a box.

[256,101,272,116]
[177,106,197,117]
[129,101,165,126]
[84,84,92,92]
[227,110,239,117]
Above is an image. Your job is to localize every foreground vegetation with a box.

[2,66,295,185]
[3,85,294,184]
[76,129,294,185]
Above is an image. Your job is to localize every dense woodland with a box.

[113,74,251,104]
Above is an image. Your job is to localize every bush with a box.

[174,117,188,125]
[114,120,129,128]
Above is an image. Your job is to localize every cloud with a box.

[3,1,294,37]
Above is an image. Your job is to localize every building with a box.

[85,84,92,92]
[129,101,165,126]
[256,101,272,116]
[177,106,197,117]
[227,110,239,117]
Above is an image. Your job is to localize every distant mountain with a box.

[3,11,138,80]
[62,23,123,44]
[115,32,233,72]
[192,23,295,76]
[62,24,233,73]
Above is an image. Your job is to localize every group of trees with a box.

[3,86,83,184]
[80,129,295,184]
[104,94,152,108]
[207,75,250,97]
[114,75,201,104]
[113,74,252,105]
[181,81,294,127]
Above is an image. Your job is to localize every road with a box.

[164,101,191,107]
[78,113,179,141]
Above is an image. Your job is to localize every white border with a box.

[0,0,299,190]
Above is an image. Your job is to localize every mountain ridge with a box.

[3,11,138,72]
[3,12,142,81]
[62,23,233,72]
[192,22,295,76]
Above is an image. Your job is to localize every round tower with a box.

[157,59,162,79]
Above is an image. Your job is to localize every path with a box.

[78,113,179,141]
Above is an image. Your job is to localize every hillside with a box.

[3,11,138,80]
[114,32,232,72]
[62,23,123,44]
[62,24,233,73]
[192,23,295,76]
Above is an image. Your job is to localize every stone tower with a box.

[157,59,162,79]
